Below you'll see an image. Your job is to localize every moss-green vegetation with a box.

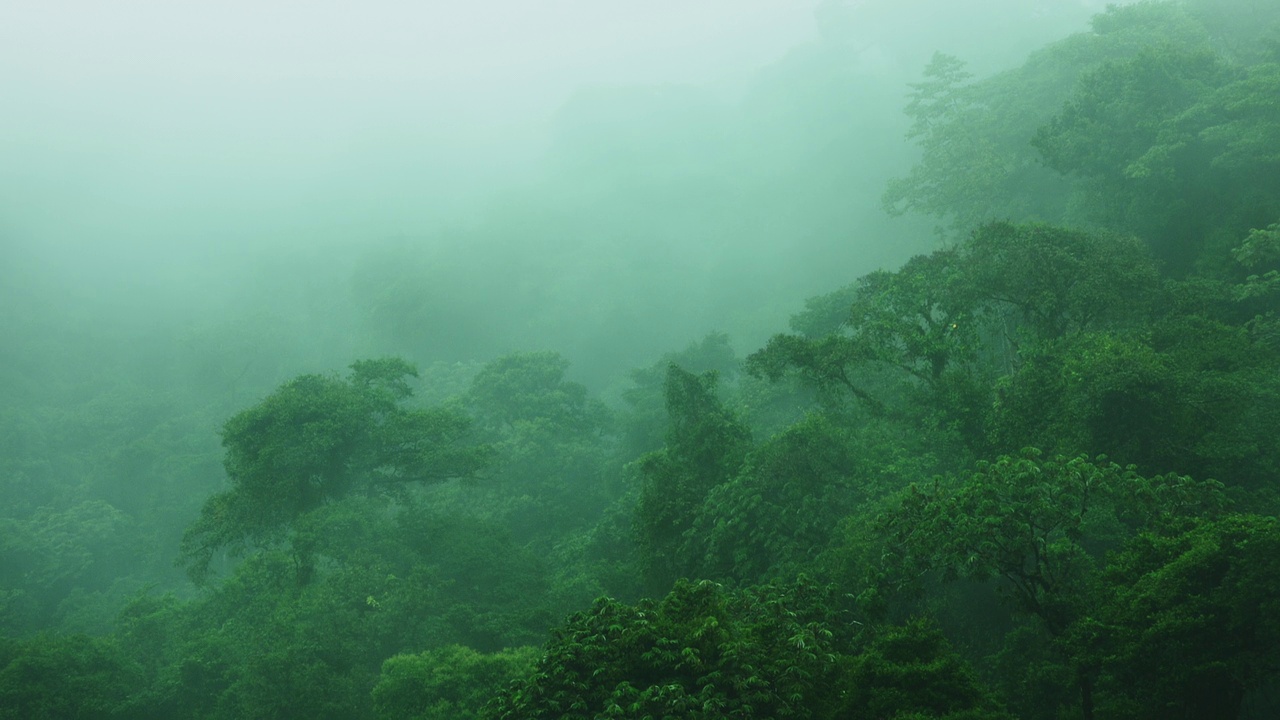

[4,2,1280,718]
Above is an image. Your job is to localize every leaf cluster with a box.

[180,358,491,583]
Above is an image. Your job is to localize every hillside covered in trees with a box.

[3,1,1280,718]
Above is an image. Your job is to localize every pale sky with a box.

[3,2,813,79]
[0,0,1111,299]
[0,1,820,272]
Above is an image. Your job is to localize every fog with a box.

[9,3,1280,717]
[2,1,811,274]
[2,0,1117,387]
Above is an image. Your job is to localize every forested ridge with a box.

[3,2,1280,718]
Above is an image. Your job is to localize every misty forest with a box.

[4,1,1280,718]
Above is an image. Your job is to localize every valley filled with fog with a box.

[3,2,1279,718]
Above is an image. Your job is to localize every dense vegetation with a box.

[3,2,1280,718]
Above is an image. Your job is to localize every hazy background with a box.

[2,0,811,289]
[1,0,1121,388]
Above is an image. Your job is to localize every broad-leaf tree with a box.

[875,450,1226,719]
[633,366,750,594]
[483,578,1009,720]
[1098,514,1280,720]
[180,358,490,583]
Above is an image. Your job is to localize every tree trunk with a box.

[1079,669,1095,720]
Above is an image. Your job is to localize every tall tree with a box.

[180,358,490,583]
[633,366,750,594]
[1098,514,1280,720]
[875,450,1226,719]
[483,578,1009,720]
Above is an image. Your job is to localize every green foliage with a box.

[988,314,1280,489]
[1035,45,1229,178]
[1033,45,1240,268]
[748,222,1158,456]
[1184,0,1280,61]
[486,578,1005,720]
[485,578,844,719]
[224,372,371,511]
[131,495,558,719]
[180,358,490,582]
[163,549,380,719]
[990,334,1165,462]
[458,351,616,545]
[0,633,142,720]
[873,450,1227,718]
[8,6,1280,720]
[902,52,974,141]
[633,366,751,593]
[882,1,1208,234]
[842,619,1011,720]
[373,645,537,720]
[879,452,1224,629]
[881,51,1015,229]
[0,501,136,634]
[847,250,978,385]
[349,357,420,400]
[619,333,739,457]
[466,352,608,435]
[1098,514,1280,719]
[1233,219,1280,273]
[1190,62,1280,173]
[883,0,1280,273]
[692,413,892,585]
[391,509,558,651]
[1231,218,1280,373]
[1018,10,1280,275]
[747,247,979,420]
[965,222,1159,342]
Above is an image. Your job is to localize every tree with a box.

[633,366,750,594]
[842,618,1011,720]
[987,312,1280,489]
[875,450,1226,719]
[882,50,1032,232]
[0,633,143,720]
[0,501,134,634]
[746,248,980,421]
[140,492,560,719]
[466,352,608,435]
[373,645,537,720]
[620,333,739,457]
[1098,514,1280,720]
[180,358,490,583]
[459,352,616,544]
[691,413,878,585]
[483,578,1008,720]
[1033,45,1238,270]
[747,222,1158,451]
[1026,20,1280,275]
[964,222,1158,344]
[883,2,1220,239]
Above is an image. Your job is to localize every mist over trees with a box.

[3,1,1280,718]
